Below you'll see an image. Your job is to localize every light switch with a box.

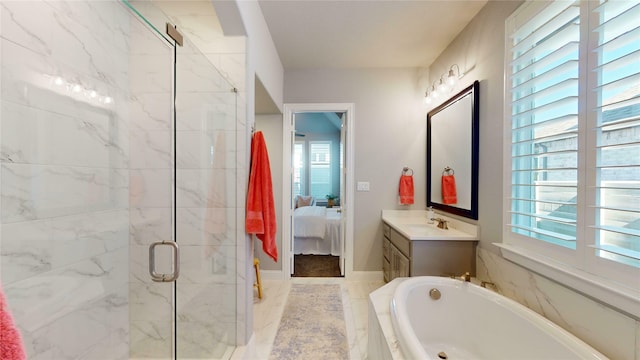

[357,181,370,191]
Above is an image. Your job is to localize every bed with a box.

[293,206,342,256]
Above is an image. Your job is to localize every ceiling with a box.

[258,0,488,69]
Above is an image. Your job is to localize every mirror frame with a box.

[427,80,479,220]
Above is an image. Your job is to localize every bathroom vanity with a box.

[381,210,478,282]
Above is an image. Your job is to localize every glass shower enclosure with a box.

[0,1,238,358]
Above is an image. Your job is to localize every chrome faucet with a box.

[431,218,448,229]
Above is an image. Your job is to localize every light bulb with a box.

[424,94,432,105]
[431,86,439,98]
[54,77,64,86]
[447,69,458,87]
[438,78,449,93]
[72,84,82,93]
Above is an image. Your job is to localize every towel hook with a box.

[402,166,413,176]
[442,166,454,175]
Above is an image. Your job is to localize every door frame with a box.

[282,103,355,279]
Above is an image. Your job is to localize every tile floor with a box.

[234,277,385,359]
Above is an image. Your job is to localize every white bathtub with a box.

[390,276,608,360]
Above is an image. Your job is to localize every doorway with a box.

[282,104,355,279]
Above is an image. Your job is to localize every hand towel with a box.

[246,131,278,262]
[399,174,414,205]
[442,174,457,205]
[1,285,26,360]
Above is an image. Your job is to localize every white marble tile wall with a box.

[1,1,133,359]
[1,1,247,359]
[477,248,640,360]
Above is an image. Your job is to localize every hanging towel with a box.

[0,285,26,360]
[399,175,414,205]
[246,131,278,262]
[442,174,457,205]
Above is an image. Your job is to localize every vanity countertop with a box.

[381,210,478,241]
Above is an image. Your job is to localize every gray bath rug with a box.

[269,284,348,359]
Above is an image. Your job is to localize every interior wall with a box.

[284,68,427,271]
[254,115,283,271]
[215,0,284,343]
[428,2,639,359]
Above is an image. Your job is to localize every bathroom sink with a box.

[381,210,479,241]
[403,223,441,233]
[396,222,475,240]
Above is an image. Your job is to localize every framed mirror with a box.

[427,80,479,220]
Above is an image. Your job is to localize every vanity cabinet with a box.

[382,236,409,282]
[382,222,477,282]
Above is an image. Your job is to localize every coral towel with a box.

[399,175,414,205]
[442,174,457,205]
[1,286,26,360]
[246,131,278,262]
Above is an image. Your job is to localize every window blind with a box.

[508,1,581,249]
[309,141,332,199]
[293,142,305,196]
[590,0,640,267]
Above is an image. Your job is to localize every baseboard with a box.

[258,269,383,281]
[230,334,255,360]
[347,271,384,282]
[260,269,286,280]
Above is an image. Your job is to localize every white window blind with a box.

[293,141,305,197]
[506,0,640,276]
[309,141,332,199]
[508,1,581,250]
[589,0,640,268]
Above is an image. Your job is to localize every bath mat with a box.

[269,284,348,359]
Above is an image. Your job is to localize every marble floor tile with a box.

[240,278,385,360]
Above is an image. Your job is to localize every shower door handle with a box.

[149,241,180,282]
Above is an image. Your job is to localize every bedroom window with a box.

[293,141,305,196]
[504,0,640,292]
[309,141,332,200]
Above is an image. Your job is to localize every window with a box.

[293,141,305,197]
[505,1,639,290]
[309,141,332,199]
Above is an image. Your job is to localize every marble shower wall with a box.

[0,1,133,358]
[477,248,640,360]
[1,1,243,359]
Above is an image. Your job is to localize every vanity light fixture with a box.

[424,82,439,105]
[424,64,464,105]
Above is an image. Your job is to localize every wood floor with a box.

[293,255,341,277]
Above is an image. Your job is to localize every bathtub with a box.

[390,276,608,360]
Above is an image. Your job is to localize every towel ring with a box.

[402,167,413,176]
[442,166,454,175]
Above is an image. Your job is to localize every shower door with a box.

[127,4,177,359]
[127,3,239,359]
